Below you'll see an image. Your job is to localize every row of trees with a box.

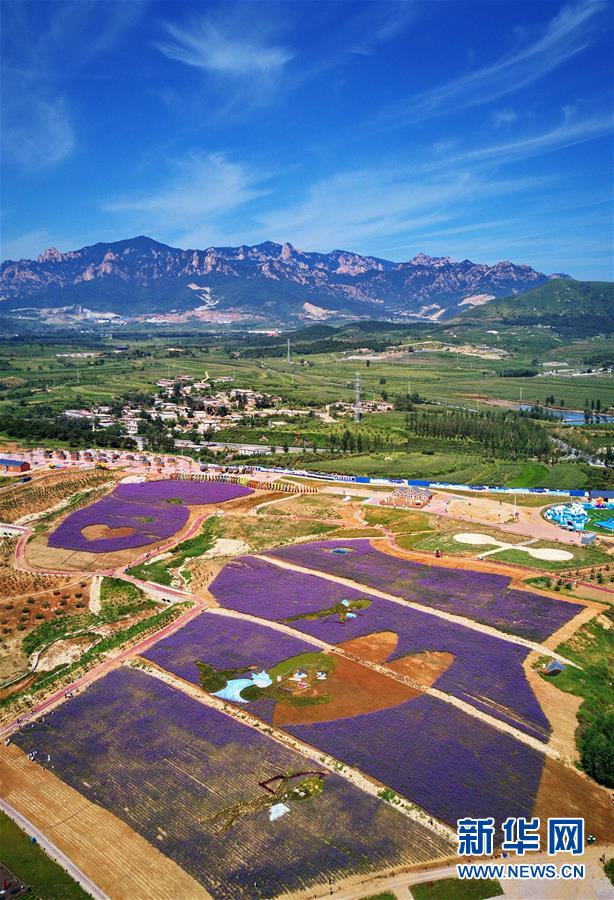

[404,408,552,459]
[0,409,137,449]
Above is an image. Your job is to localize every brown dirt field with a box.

[0,576,91,682]
[81,524,136,540]
[534,756,614,845]
[340,630,399,664]
[273,652,419,727]
[523,653,582,763]
[0,744,210,899]
[219,490,279,513]
[388,651,454,685]
[273,635,455,728]
[0,469,122,523]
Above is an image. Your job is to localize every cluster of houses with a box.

[62,373,332,446]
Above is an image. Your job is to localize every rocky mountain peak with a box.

[37,247,63,263]
[0,235,568,323]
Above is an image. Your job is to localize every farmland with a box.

[0,467,120,524]
[0,461,612,897]
[48,479,251,554]
[12,667,452,898]
[207,560,553,741]
[266,539,584,641]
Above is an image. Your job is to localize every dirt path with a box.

[88,574,102,613]
[205,607,562,759]
[133,658,457,846]
[257,554,580,667]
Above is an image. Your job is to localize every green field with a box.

[0,329,611,492]
[0,811,88,899]
[410,877,503,899]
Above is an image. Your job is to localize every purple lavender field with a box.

[114,480,252,504]
[210,557,550,741]
[267,539,582,641]
[287,693,546,827]
[143,610,319,723]
[13,668,451,897]
[48,496,189,552]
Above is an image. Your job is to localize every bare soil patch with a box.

[523,653,581,763]
[81,524,136,540]
[340,630,399,664]
[388,651,454,685]
[273,651,419,727]
[534,756,614,845]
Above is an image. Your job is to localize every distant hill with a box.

[459,279,614,335]
[0,235,565,325]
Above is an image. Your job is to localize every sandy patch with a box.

[204,538,251,558]
[453,533,498,546]
[81,524,136,540]
[526,547,573,561]
[36,635,98,672]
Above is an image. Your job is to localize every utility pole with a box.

[287,338,291,364]
[354,372,361,423]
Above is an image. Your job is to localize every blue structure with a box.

[544,503,589,531]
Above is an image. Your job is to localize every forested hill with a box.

[459,279,613,334]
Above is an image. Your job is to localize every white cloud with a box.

[2,95,75,169]
[253,166,536,253]
[104,152,270,244]
[385,1,606,123]
[445,111,613,166]
[492,109,518,127]
[158,19,293,76]
[1,0,145,170]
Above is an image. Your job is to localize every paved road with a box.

[0,797,108,900]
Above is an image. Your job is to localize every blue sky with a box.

[2,0,613,278]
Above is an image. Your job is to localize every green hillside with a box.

[460,279,613,335]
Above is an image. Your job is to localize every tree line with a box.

[404,408,552,459]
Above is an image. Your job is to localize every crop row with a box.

[13,668,449,898]
[209,557,551,741]
[113,481,251,505]
[267,539,583,641]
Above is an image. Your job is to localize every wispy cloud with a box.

[343,1,417,56]
[2,96,75,169]
[1,229,55,262]
[158,20,292,77]
[1,0,145,170]
[104,152,270,247]
[253,166,537,253]
[156,6,293,109]
[442,110,613,166]
[491,109,518,128]
[385,1,606,123]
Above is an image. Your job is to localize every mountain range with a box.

[0,235,569,324]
